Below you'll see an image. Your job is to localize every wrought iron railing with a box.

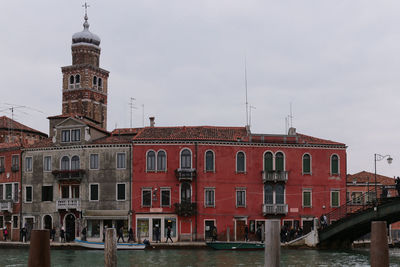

[262,203,288,215]
[262,171,288,183]
[175,168,197,181]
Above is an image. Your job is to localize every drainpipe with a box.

[19,147,23,241]
[194,142,198,241]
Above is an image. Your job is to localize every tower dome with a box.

[72,14,101,47]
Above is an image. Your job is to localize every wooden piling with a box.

[104,228,117,267]
[371,221,389,267]
[28,230,51,267]
[227,227,230,242]
[265,219,280,267]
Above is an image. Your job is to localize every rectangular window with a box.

[236,189,246,207]
[0,157,4,171]
[5,184,12,200]
[303,190,312,207]
[25,186,32,203]
[90,184,99,201]
[117,183,126,201]
[90,154,99,170]
[61,185,69,199]
[12,216,18,229]
[61,130,70,142]
[72,185,80,198]
[117,153,126,169]
[331,190,340,207]
[0,184,3,200]
[205,188,215,207]
[351,192,363,205]
[12,155,19,171]
[25,157,33,172]
[161,189,171,207]
[13,183,18,202]
[71,129,81,142]
[142,189,152,207]
[41,186,53,201]
[43,156,51,172]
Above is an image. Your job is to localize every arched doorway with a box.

[43,215,52,230]
[65,214,75,242]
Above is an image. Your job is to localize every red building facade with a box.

[131,125,347,241]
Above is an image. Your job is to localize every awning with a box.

[83,210,129,220]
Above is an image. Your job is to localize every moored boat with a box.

[206,241,264,250]
[74,239,146,250]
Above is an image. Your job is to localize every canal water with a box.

[1,248,400,266]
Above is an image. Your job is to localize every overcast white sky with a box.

[1,1,400,178]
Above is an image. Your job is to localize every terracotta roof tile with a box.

[0,116,47,137]
[111,128,142,136]
[133,126,248,141]
[347,171,395,185]
[296,133,345,146]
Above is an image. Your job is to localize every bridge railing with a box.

[325,186,393,225]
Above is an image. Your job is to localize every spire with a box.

[82,2,90,30]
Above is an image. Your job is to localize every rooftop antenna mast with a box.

[249,105,256,129]
[245,57,249,127]
[289,102,294,128]
[129,97,137,128]
[142,104,145,127]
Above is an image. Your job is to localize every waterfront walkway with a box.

[0,240,208,249]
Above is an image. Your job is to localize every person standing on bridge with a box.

[396,177,400,196]
[381,185,388,198]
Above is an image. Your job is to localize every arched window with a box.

[75,74,80,87]
[303,154,311,174]
[181,182,191,203]
[275,184,285,204]
[236,152,245,172]
[157,151,166,171]
[331,155,339,175]
[147,151,156,171]
[264,152,273,172]
[264,185,273,204]
[61,156,70,171]
[98,78,103,88]
[181,149,192,169]
[71,156,80,170]
[205,150,214,172]
[69,75,74,88]
[93,76,97,87]
[275,152,284,171]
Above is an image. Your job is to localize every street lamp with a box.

[374,153,393,199]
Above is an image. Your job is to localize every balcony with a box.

[11,165,19,172]
[262,204,288,215]
[262,171,288,183]
[52,169,85,182]
[0,200,13,212]
[56,199,81,211]
[174,202,197,217]
[175,168,196,182]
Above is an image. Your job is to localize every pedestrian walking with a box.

[211,226,217,242]
[396,177,400,196]
[60,226,65,243]
[128,228,134,242]
[154,225,160,243]
[21,227,27,242]
[117,226,125,243]
[50,227,56,241]
[244,224,249,241]
[166,226,173,243]
[81,226,87,241]
[3,227,8,241]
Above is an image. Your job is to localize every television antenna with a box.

[129,98,137,128]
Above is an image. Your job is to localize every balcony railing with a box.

[175,168,196,182]
[11,165,19,172]
[262,171,288,183]
[52,169,85,181]
[262,203,288,215]
[56,199,81,211]
[174,202,197,217]
[0,200,12,212]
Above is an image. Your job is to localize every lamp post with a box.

[374,153,393,199]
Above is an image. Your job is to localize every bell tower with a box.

[61,6,109,130]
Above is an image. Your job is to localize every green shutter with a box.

[264,153,273,172]
[276,153,284,171]
[303,155,310,173]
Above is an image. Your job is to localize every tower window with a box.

[75,74,81,88]
[69,75,74,89]
[98,78,103,89]
[93,76,97,88]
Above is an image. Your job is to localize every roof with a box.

[0,142,21,150]
[92,135,133,144]
[296,133,345,146]
[0,116,47,137]
[111,128,142,136]
[48,114,110,135]
[133,126,248,142]
[347,171,395,185]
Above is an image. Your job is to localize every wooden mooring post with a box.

[265,219,280,267]
[104,228,117,267]
[227,227,230,242]
[370,221,389,267]
[28,230,51,267]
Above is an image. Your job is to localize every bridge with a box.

[318,190,400,249]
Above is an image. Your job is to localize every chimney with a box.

[149,117,155,127]
[288,127,296,136]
